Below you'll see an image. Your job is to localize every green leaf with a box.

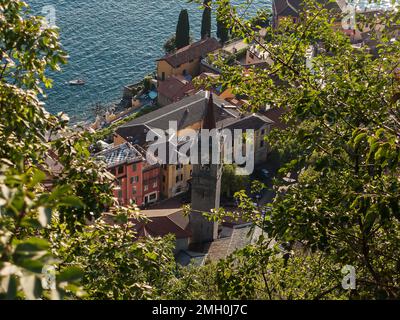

[58,267,84,282]
[145,252,158,261]
[21,216,43,229]
[59,196,84,208]
[354,132,367,147]
[14,238,50,253]
[18,259,45,274]
[29,169,46,187]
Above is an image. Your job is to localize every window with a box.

[132,163,137,172]
[153,181,158,188]
[117,166,124,175]
[161,72,165,81]
[132,186,137,195]
[149,193,157,201]
[176,176,179,183]
[131,176,139,184]
[162,175,166,183]
[180,174,183,181]
[144,185,148,191]
[118,190,123,199]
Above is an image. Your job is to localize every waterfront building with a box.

[156,37,221,81]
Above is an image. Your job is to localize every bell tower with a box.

[190,92,222,244]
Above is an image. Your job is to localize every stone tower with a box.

[190,91,222,244]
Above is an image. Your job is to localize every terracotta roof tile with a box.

[158,38,221,68]
[157,76,195,102]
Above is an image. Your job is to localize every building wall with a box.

[114,133,127,146]
[246,50,264,65]
[175,238,190,254]
[157,59,201,81]
[177,121,202,137]
[142,166,161,205]
[223,124,272,167]
[190,163,221,244]
[109,161,161,207]
[218,88,235,100]
[111,161,143,206]
[126,161,144,206]
[161,164,192,199]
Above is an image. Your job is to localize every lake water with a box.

[28,0,271,122]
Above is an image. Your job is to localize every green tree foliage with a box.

[176,9,191,49]
[216,18,229,44]
[0,0,84,299]
[248,8,272,29]
[201,1,212,39]
[164,35,177,54]
[0,0,176,300]
[4,0,400,301]
[215,239,349,300]
[162,263,220,300]
[51,208,177,299]
[196,0,400,299]
[221,165,250,198]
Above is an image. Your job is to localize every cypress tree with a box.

[175,9,190,49]
[201,1,212,39]
[217,18,229,44]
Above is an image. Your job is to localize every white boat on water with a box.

[69,79,85,86]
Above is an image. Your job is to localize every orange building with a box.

[157,37,221,81]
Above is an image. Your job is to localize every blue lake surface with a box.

[28,0,271,122]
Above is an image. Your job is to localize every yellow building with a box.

[160,163,193,199]
[157,38,221,81]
